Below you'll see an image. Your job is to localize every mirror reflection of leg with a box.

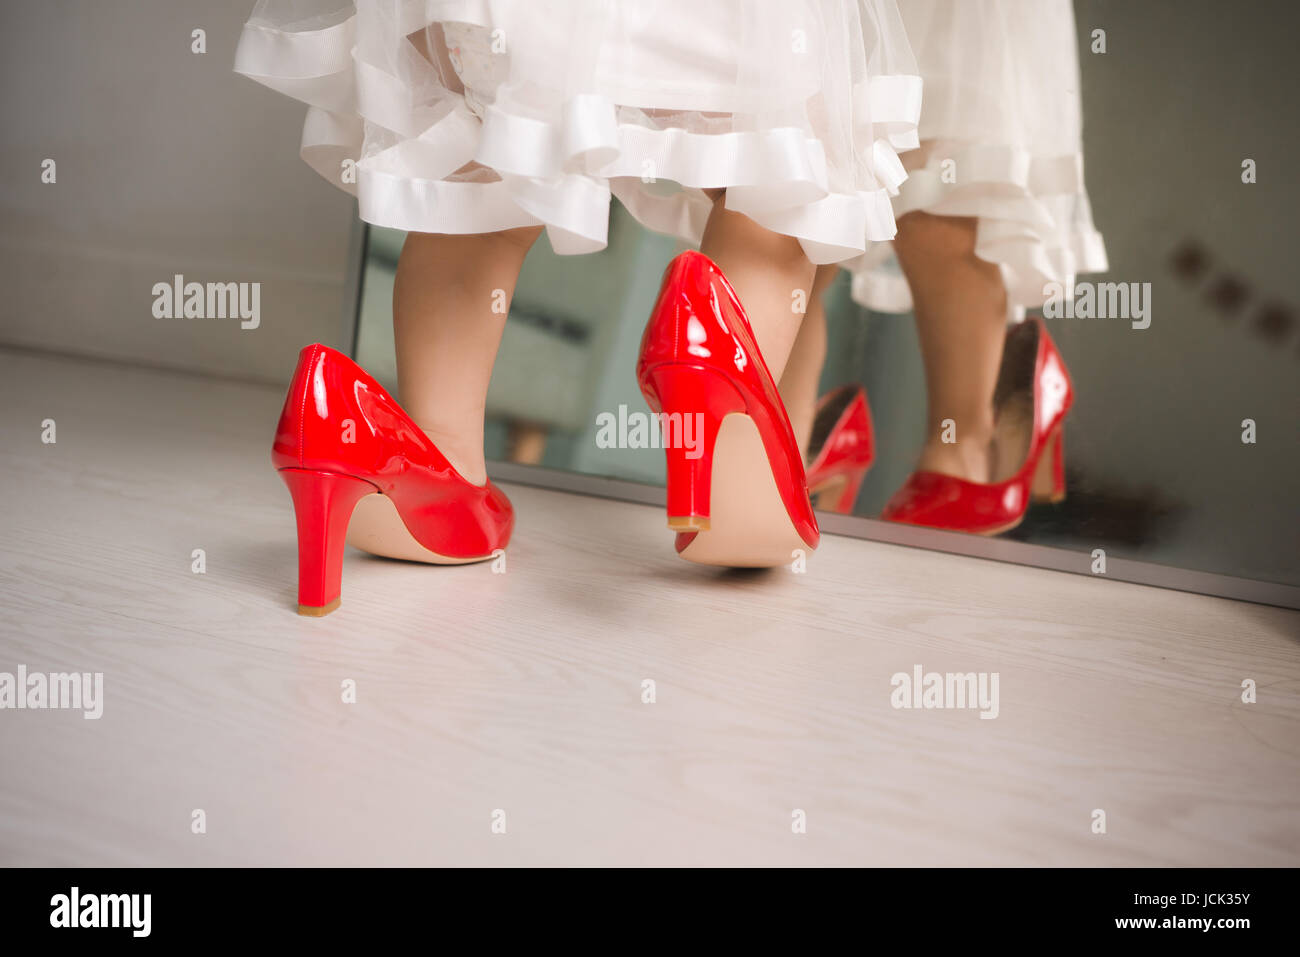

[892,210,1008,484]
[505,422,548,467]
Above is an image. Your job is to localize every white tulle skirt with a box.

[235,0,922,265]
[845,0,1108,316]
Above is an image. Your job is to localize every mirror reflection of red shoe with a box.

[881,318,1071,536]
[271,344,513,616]
[806,385,875,514]
[637,250,819,567]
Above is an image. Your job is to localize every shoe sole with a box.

[674,413,808,568]
[346,493,495,565]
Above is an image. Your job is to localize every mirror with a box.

[354,0,1298,607]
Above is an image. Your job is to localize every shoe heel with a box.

[1030,426,1066,503]
[278,468,377,616]
[642,364,745,530]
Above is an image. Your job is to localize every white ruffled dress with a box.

[845,0,1109,315]
[234,0,922,265]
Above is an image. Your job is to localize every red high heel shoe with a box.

[272,344,513,615]
[636,250,819,566]
[805,384,875,514]
[881,318,1071,535]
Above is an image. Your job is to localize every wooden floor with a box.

[0,347,1297,867]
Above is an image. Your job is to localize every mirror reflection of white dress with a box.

[235,0,922,267]
[845,0,1109,317]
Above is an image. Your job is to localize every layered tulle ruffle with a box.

[844,139,1109,313]
[235,0,922,264]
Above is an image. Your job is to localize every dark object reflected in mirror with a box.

[355,0,1299,607]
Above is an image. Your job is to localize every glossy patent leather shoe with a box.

[272,344,513,615]
[880,318,1071,535]
[806,384,875,514]
[636,250,819,566]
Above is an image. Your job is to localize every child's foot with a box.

[914,433,996,484]
[345,420,494,563]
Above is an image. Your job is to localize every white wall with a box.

[0,0,358,383]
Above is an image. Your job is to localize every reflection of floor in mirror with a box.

[1,347,1297,866]
[1004,463,1191,547]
